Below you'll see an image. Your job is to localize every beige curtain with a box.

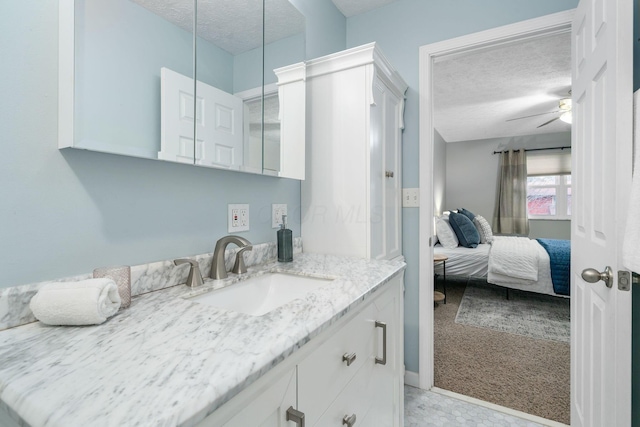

[493,149,529,235]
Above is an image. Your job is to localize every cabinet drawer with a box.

[312,354,377,427]
[298,302,377,425]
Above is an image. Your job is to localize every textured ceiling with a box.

[331,0,401,17]
[433,31,572,143]
[130,0,305,55]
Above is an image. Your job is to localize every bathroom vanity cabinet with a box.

[198,273,404,427]
[301,43,408,261]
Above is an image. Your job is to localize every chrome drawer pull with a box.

[342,414,357,426]
[375,321,387,365]
[342,352,357,366]
[286,406,305,427]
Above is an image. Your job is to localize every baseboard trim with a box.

[430,387,569,427]
[404,370,420,388]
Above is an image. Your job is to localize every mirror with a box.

[61,0,306,179]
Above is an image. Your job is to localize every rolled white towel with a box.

[29,278,122,326]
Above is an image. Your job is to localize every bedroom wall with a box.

[346,0,579,374]
[444,132,571,238]
[433,130,447,216]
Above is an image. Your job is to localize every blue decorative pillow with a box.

[449,212,480,248]
[458,208,476,221]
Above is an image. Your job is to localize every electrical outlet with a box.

[272,204,288,228]
[402,188,420,207]
[228,204,250,232]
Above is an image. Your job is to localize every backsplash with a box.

[0,238,303,331]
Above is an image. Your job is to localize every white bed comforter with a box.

[488,236,539,282]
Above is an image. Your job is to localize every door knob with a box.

[581,266,613,288]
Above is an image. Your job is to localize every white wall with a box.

[445,131,571,236]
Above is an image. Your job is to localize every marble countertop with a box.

[0,253,405,427]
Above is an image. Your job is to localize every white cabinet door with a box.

[370,76,403,261]
[370,76,386,260]
[370,280,401,426]
[382,83,403,261]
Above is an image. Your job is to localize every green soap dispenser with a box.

[277,215,293,262]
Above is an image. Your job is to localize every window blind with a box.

[526,150,571,176]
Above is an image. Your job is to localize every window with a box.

[526,174,571,219]
[525,149,571,220]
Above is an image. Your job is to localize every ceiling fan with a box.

[507,91,572,128]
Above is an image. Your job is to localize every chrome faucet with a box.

[211,235,253,280]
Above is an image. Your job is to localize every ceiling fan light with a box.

[560,110,572,124]
[559,98,572,111]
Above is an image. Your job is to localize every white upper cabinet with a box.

[301,43,407,260]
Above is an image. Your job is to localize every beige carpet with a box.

[434,276,570,424]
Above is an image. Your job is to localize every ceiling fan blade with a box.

[506,110,560,122]
[537,116,561,128]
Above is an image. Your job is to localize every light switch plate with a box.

[402,188,419,207]
[272,204,288,228]
[228,204,249,232]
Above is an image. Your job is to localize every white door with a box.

[159,67,197,164]
[570,0,632,425]
[196,81,244,169]
[160,67,244,168]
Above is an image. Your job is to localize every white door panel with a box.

[160,67,244,168]
[196,81,244,169]
[571,0,632,425]
[159,67,197,164]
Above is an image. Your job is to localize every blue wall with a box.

[289,0,346,59]
[345,0,579,373]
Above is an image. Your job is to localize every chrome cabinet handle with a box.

[581,266,613,288]
[385,170,394,178]
[342,414,357,426]
[286,406,305,427]
[342,352,356,366]
[375,321,387,365]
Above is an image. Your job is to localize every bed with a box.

[434,235,570,298]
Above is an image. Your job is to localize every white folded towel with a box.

[623,90,640,273]
[29,278,122,326]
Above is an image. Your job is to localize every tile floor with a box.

[405,386,547,427]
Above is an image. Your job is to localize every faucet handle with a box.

[174,259,204,288]
[231,246,253,275]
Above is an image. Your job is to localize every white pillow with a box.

[435,217,459,249]
[473,215,494,244]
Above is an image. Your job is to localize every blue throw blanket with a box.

[536,238,571,296]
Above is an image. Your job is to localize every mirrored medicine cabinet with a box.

[59,0,306,180]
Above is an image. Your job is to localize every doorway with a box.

[417,9,574,423]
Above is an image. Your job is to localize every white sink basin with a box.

[187,273,333,316]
